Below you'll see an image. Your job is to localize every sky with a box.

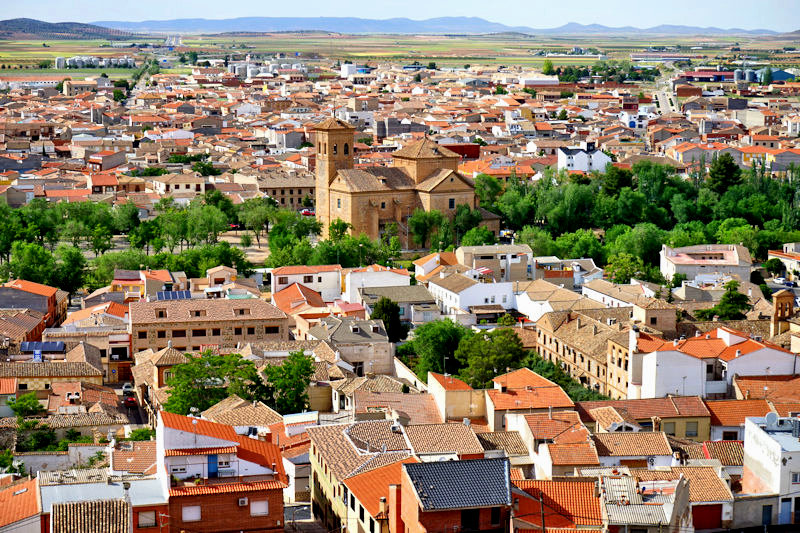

[6,0,800,32]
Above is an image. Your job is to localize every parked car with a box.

[785,281,797,288]
[300,208,315,216]
[123,396,138,408]
[775,277,786,284]
[121,382,134,395]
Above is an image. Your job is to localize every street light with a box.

[358,243,363,266]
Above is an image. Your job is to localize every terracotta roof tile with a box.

[633,466,732,503]
[513,479,603,528]
[52,499,128,533]
[169,479,286,497]
[344,458,418,518]
[593,432,672,456]
[0,478,39,529]
[405,423,484,455]
[702,440,744,466]
[428,372,472,391]
[546,442,600,466]
[704,399,772,427]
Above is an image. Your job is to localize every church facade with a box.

[313,117,481,246]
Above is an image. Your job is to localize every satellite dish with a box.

[765,412,778,428]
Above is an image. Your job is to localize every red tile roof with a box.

[165,446,238,456]
[169,479,286,497]
[5,279,57,298]
[546,442,600,466]
[702,440,744,466]
[429,372,472,391]
[513,479,603,528]
[487,387,574,411]
[492,367,560,389]
[0,377,17,395]
[272,264,341,275]
[344,457,418,518]
[733,374,800,402]
[524,412,588,443]
[704,399,772,427]
[0,478,39,528]
[575,396,710,423]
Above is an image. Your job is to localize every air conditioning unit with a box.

[238,497,249,507]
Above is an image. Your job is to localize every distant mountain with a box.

[90,17,779,36]
[0,18,130,39]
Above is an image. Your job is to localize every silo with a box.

[734,69,743,82]
[745,69,756,82]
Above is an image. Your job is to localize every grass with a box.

[0,67,135,79]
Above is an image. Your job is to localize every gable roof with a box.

[513,480,603,528]
[52,499,129,533]
[345,457,419,518]
[704,399,772,427]
[575,396,710,423]
[0,478,39,529]
[593,432,672,456]
[202,395,283,427]
[404,458,511,510]
[404,423,484,455]
[393,138,460,160]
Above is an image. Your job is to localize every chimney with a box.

[744,390,750,399]
[695,330,701,337]
[592,324,598,335]
[388,484,403,533]
[576,317,582,329]
[379,497,388,517]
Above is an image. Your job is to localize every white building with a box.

[742,414,800,526]
[629,327,800,400]
[270,265,342,302]
[343,264,410,303]
[556,141,612,173]
[659,244,752,282]
[428,273,514,319]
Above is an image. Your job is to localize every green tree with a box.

[261,350,314,414]
[52,245,86,298]
[455,329,527,389]
[407,209,443,248]
[557,109,568,120]
[164,352,267,415]
[762,66,773,85]
[329,219,353,243]
[192,161,221,176]
[461,226,496,246]
[113,202,140,233]
[7,392,44,418]
[127,428,155,441]
[601,165,633,196]
[187,204,228,244]
[763,258,785,276]
[408,320,472,378]
[90,227,113,256]
[474,174,503,208]
[4,241,55,285]
[497,313,517,326]
[495,85,508,95]
[695,280,751,320]
[113,89,126,102]
[542,59,555,76]
[0,449,24,474]
[604,253,646,284]
[706,153,743,194]
[238,198,275,246]
[370,297,406,343]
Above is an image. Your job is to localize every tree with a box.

[763,258,785,276]
[495,85,508,95]
[455,329,527,389]
[694,280,751,320]
[261,350,314,414]
[762,66,773,85]
[542,59,555,76]
[407,209,443,248]
[187,204,228,244]
[408,320,472,378]
[7,392,44,417]
[90,226,112,256]
[53,245,86,298]
[707,153,743,194]
[605,253,646,284]
[461,226,496,246]
[0,449,24,474]
[517,226,556,256]
[498,313,517,326]
[4,242,55,285]
[192,161,221,176]
[164,352,267,415]
[328,219,353,243]
[113,202,140,233]
[601,165,633,196]
[557,109,568,120]
[113,89,126,102]
[370,297,405,343]
[474,174,503,208]
[127,428,155,441]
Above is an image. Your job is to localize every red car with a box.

[300,208,315,216]
[123,396,138,408]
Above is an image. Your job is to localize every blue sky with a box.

[8,0,800,32]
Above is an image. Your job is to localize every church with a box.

[313,117,495,247]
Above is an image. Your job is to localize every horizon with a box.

[4,0,799,32]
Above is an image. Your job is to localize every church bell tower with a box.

[313,117,355,239]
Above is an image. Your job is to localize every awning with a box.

[475,267,493,275]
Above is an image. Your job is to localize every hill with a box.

[0,18,131,39]
[91,16,778,36]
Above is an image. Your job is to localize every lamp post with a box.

[358,243,363,266]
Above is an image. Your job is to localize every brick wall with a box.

[168,487,284,533]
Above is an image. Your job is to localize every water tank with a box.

[234,65,246,77]
[734,69,743,82]
[745,69,756,82]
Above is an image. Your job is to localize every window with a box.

[171,466,186,474]
[19,383,27,390]
[381,202,386,209]
[490,507,501,526]
[448,198,455,209]
[685,421,699,437]
[192,329,206,337]
[337,198,341,209]
[250,500,269,516]
[650,316,657,325]
[359,505,365,522]
[304,275,314,283]
[157,330,166,339]
[792,472,800,484]
[138,331,147,339]
[398,307,405,316]
[722,431,739,440]
[662,422,676,436]
[369,518,375,533]
[173,330,186,338]
[265,326,279,334]
[344,143,350,155]
[247,327,255,335]
[192,310,206,317]
[235,308,251,316]
[182,505,201,522]
[235,327,242,335]
[278,277,288,285]
[353,361,364,377]
[156,308,166,318]
[333,144,338,155]
[138,511,157,528]
[350,495,355,511]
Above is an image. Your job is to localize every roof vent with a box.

[735,349,741,357]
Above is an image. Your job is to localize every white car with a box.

[775,277,786,284]
[121,382,134,395]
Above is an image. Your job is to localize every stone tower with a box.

[313,117,355,239]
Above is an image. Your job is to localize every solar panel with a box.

[156,290,191,301]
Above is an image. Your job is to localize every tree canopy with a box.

[370,297,406,343]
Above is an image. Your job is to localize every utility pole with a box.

[539,492,546,532]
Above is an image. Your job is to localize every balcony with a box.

[705,380,727,395]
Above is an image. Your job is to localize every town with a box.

[1,8,800,533]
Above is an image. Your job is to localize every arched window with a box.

[344,143,350,155]
[333,144,338,155]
